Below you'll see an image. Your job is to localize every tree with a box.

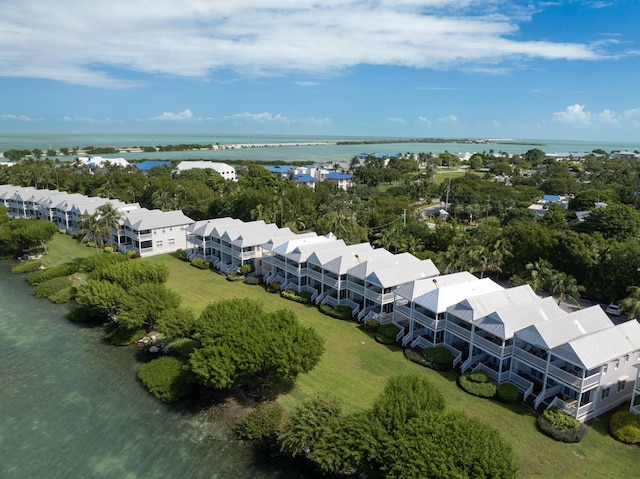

[550,272,585,306]
[189,299,324,392]
[117,283,182,330]
[73,279,126,320]
[371,373,445,432]
[278,394,342,457]
[621,286,640,319]
[0,218,57,255]
[382,411,518,479]
[524,259,555,294]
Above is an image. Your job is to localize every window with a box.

[624,355,630,363]
[156,240,163,248]
[617,380,627,392]
[602,363,608,374]
[614,359,620,370]
[601,387,610,400]
[168,238,175,246]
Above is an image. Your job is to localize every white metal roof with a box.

[394,271,478,301]
[515,305,613,350]
[475,296,565,340]
[123,209,193,230]
[271,234,335,256]
[414,278,503,314]
[347,252,417,280]
[366,258,440,288]
[448,284,538,323]
[552,320,640,369]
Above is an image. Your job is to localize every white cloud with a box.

[151,109,194,121]
[438,114,458,123]
[418,116,432,124]
[553,104,591,124]
[0,0,608,88]
[222,112,290,123]
[0,113,35,121]
[296,81,321,87]
[60,115,120,124]
[553,104,640,127]
[388,117,406,124]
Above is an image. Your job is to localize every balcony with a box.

[447,321,472,341]
[346,280,365,295]
[547,364,582,389]
[307,269,323,282]
[473,335,511,357]
[513,346,547,370]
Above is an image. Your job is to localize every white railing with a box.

[513,347,547,370]
[311,291,319,303]
[402,331,414,346]
[342,299,360,315]
[444,343,463,368]
[446,322,472,340]
[534,384,561,410]
[411,336,431,349]
[509,372,534,400]
[322,295,338,307]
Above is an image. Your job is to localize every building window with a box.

[617,380,626,392]
[602,363,608,374]
[624,355,629,363]
[601,387,610,400]
[168,238,175,246]
[614,359,620,370]
[156,240,163,248]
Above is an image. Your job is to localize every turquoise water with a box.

[2,133,639,164]
[0,262,307,478]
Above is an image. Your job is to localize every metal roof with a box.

[394,271,478,301]
[475,296,565,340]
[414,278,503,314]
[552,320,640,369]
[347,252,418,280]
[123,209,193,230]
[515,305,613,350]
[448,284,538,323]
[366,259,440,288]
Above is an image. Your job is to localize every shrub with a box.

[266,281,281,293]
[281,289,312,304]
[170,338,200,361]
[58,229,67,235]
[404,348,431,367]
[239,264,255,275]
[138,356,194,403]
[319,304,353,321]
[363,319,380,333]
[238,402,286,443]
[496,383,520,404]
[422,347,454,367]
[48,287,76,304]
[34,276,72,298]
[105,326,147,346]
[81,253,129,273]
[537,407,587,443]
[243,275,262,285]
[610,411,640,444]
[127,250,140,259]
[103,246,116,253]
[175,249,187,261]
[12,259,45,274]
[27,262,80,285]
[190,257,210,269]
[226,270,245,281]
[458,371,497,398]
[375,323,400,345]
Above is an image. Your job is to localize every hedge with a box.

[138,356,194,403]
[537,407,587,443]
[190,257,210,270]
[422,347,454,368]
[376,323,400,345]
[496,383,520,403]
[226,271,245,282]
[34,276,73,299]
[243,275,262,285]
[363,319,380,333]
[266,281,281,293]
[27,262,80,285]
[318,304,353,320]
[610,410,640,444]
[11,259,45,274]
[458,371,497,398]
[281,289,312,304]
[239,264,255,275]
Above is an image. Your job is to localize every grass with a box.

[45,236,640,478]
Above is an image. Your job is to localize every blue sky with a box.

[1,0,638,141]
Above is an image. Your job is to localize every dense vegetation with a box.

[240,373,518,478]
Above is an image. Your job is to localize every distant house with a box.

[528,194,571,216]
[292,173,316,188]
[77,156,130,173]
[175,161,236,181]
[325,172,353,190]
[267,165,292,179]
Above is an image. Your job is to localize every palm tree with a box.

[95,202,124,249]
[550,272,585,307]
[76,212,101,254]
[524,259,555,294]
[621,286,640,319]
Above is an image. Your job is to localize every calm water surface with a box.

[0,262,306,479]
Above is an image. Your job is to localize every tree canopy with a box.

[189,299,325,391]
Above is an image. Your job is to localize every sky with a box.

[0,0,639,141]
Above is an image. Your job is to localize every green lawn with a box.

[47,236,640,478]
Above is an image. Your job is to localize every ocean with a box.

[0,261,308,479]
[1,133,639,164]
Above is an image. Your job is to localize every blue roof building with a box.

[134,160,171,171]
